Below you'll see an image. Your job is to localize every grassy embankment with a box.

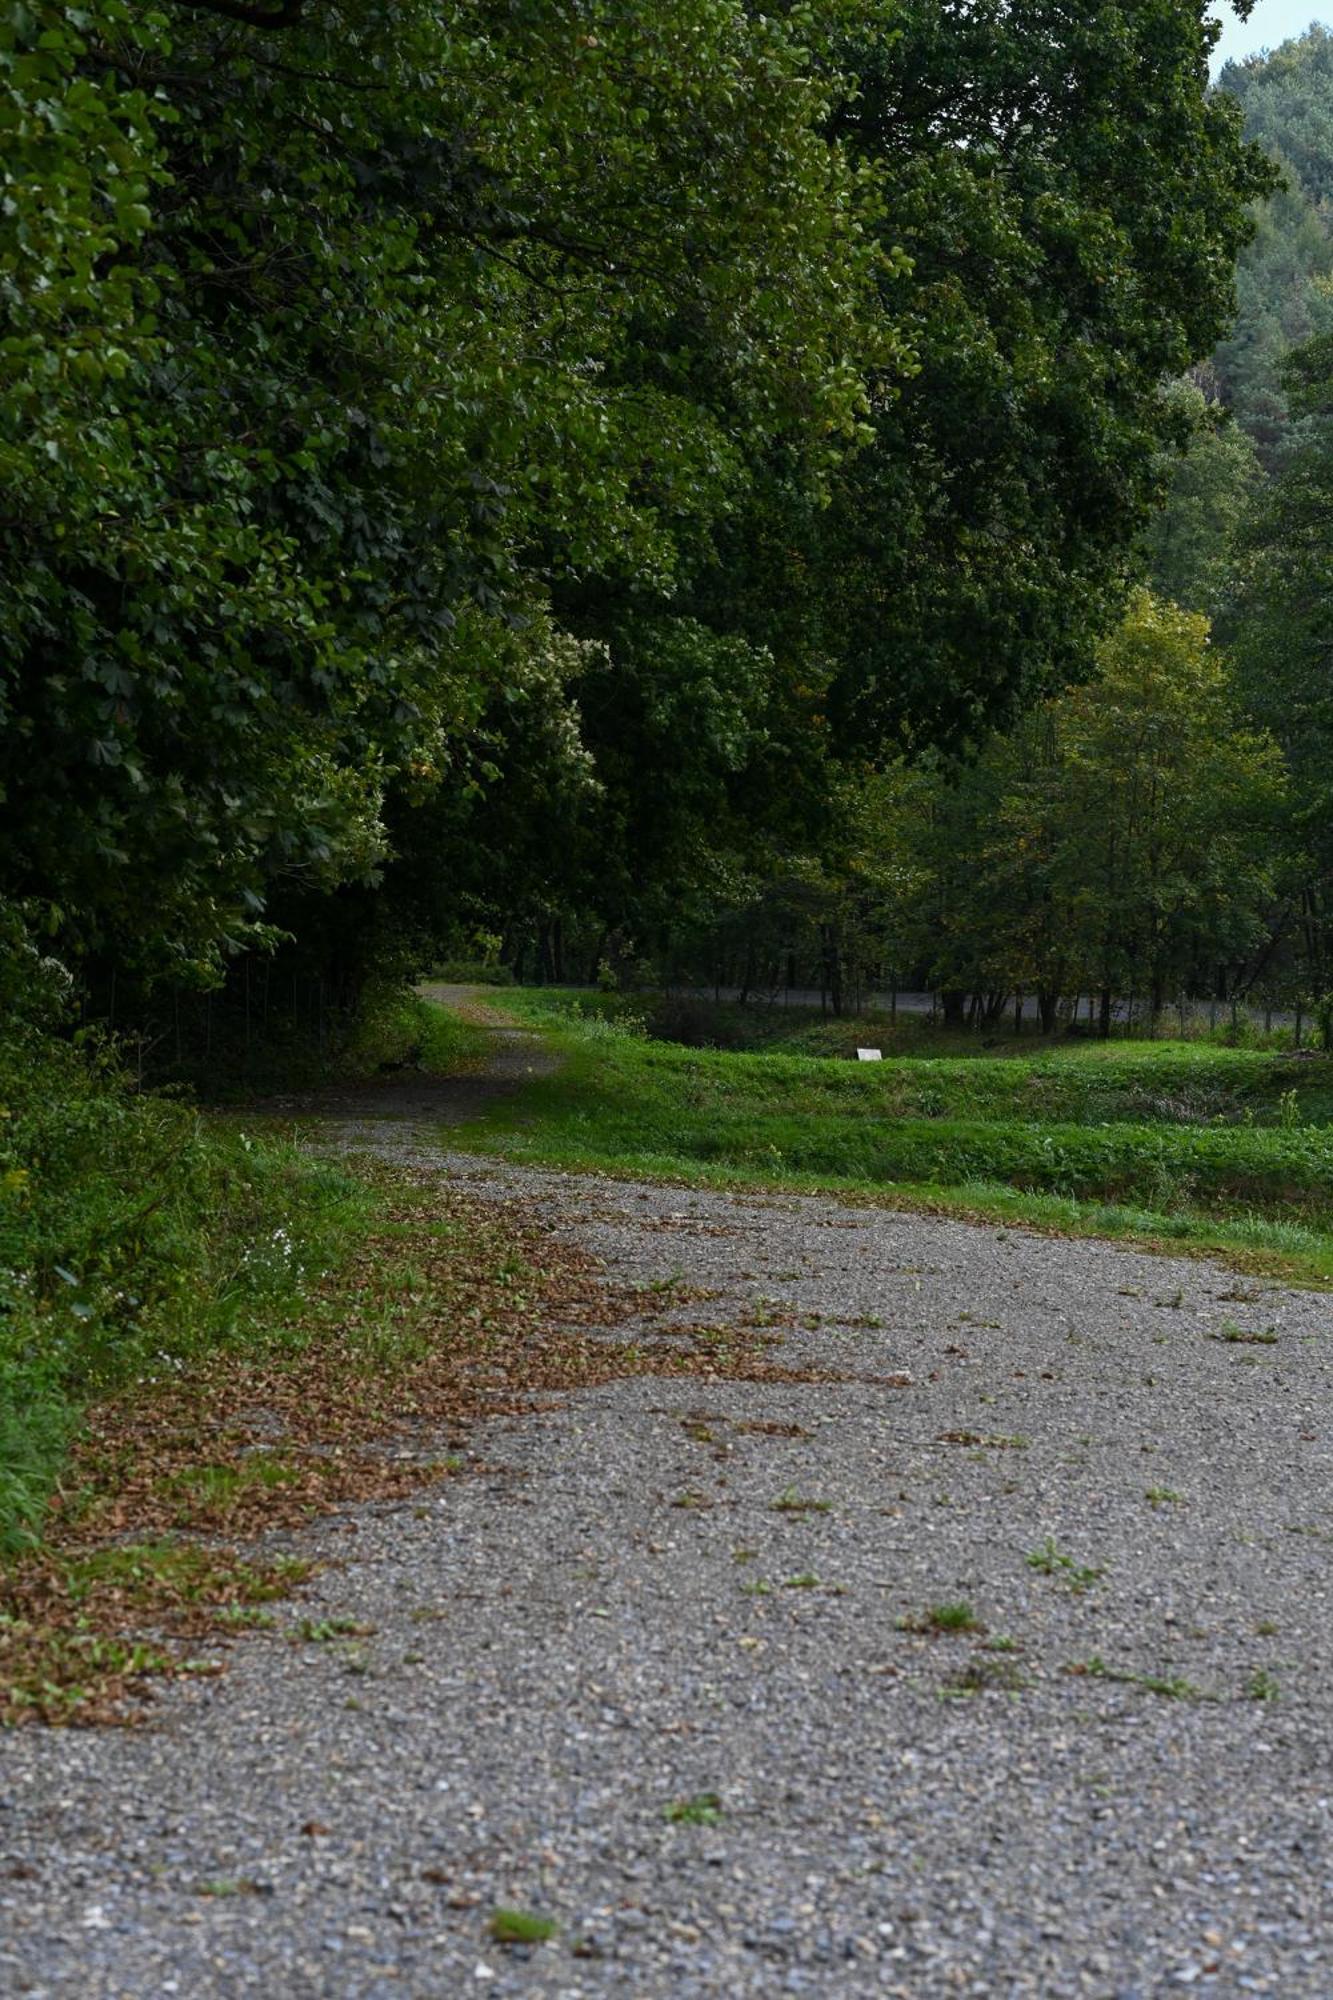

[1,989,847,1725]
[450,987,1333,1288]
[0,990,496,1544]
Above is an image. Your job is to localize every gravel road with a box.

[3,1028,1332,1997]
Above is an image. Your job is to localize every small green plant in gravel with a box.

[490,1908,558,1945]
[1145,1487,1184,1508]
[295,1616,375,1643]
[1026,1538,1104,1591]
[1210,1321,1279,1345]
[1066,1657,1215,1701]
[665,1792,723,1826]
[771,1487,832,1515]
[901,1601,986,1635]
[942,1655,1028,1696]
[1246,1669,1281,1701]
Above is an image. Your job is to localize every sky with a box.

[1210,2,1330,71]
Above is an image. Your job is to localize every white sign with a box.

[857,1048,883,1062]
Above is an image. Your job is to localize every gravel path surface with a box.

[4,1034,1333,1997]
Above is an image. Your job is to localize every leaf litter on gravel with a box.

[2,1164,909,1726]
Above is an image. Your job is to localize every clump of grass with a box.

[1209,1322,1279,1346]
[1064,1657,1215,1702]
[770,1487,832,1515]
[665,1792,723,1826]
[1026,1539,1103,1591]
[294,1616,375,1644]
[942,1655,1028,1696]
[900,1601,986,1635]
[490,1908,557,1945]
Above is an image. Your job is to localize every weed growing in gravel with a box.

[1065,1657,1215,1701]
[937,1430,1029,1450]
[1210,1321,1279,1345]
[771,1487,832,1515]
[490,1908,558,1945]
[1026,1538,1104,1591]
[942,1656,1028,1696]
[1246,1669,1281,1701]
[1145,1487,1184,1508]
[900,1601,986,1635]
[665,1793,723,1826]
[294,1616,374,1643]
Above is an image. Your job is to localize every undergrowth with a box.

[0,1026,369,1550]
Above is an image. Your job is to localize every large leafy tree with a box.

[0,0,888,979]
[874,594,1284,1031]
[1232,333,1333,1029]
[804,0,1275,751]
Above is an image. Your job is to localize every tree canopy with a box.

[0,1,1276,1006]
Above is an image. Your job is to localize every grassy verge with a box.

[0,991,490,1551]
[450,994,1333,1288]
[2,1161,846,1725]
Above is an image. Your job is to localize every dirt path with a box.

[253,984,558,1144]
[4,1013,1332,1996]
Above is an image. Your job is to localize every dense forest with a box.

[0,0,1290,1052]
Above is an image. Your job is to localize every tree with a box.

[0,0,888,981]
[805,0,1275,754]
[1232,332,1333,1034]
[1214,28,1333,466]
[1143,385,1263,620]
[875,595,1285,1032]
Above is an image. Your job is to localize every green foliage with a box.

[846,594,1284,1023]
[809,0,1274,750]
[1,0,886,980]
[0,1015,367,1546]
[1143,387,1263,618]
[1216,26,1333,465]
[1232,333,1333,1028]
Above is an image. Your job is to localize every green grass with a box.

[0,981,497,1552]
[444,994,1333,1288]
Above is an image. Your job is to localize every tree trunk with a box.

[1098,986,1113,1040]
[941,989,967,1029]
